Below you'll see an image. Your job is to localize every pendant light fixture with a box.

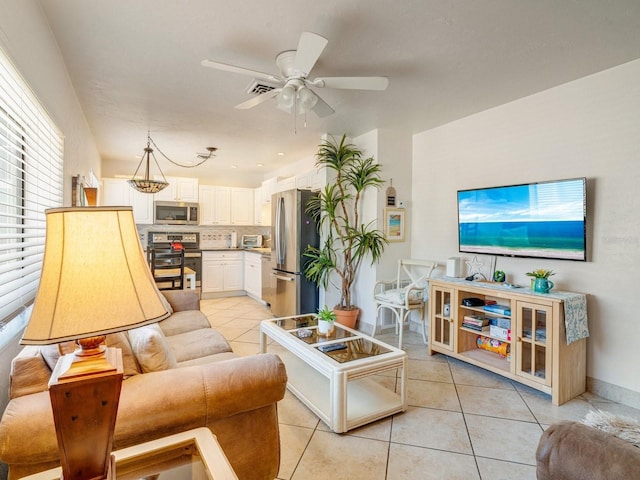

[128,133,169,194]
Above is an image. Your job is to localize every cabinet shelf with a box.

[459,348,510,373]
[459,327,509,343]
[460,305,511,319]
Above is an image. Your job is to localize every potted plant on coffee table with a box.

[303,134,388,328]
[316,306,336,336]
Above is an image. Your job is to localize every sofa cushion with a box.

[166,328,232,363]
[105,332,141,377]
[127,323,177,373]
[177,351,238,367]
[40,341,77,371]
[158,310,210,337]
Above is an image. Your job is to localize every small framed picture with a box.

[384,208,405,242]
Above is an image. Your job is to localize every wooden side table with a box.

[20,428,238,480]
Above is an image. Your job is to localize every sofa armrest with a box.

[536,421,640,480]
[0,353,287,466]
[115,353,287,445]
[8,347,51,399]
[161,290,200,312]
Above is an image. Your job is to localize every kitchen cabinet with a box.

[154,176,199,202]
[274,176,295,193]
[428,278,587,405]
[253,186,271,226]
[102,178,153,224]
[199,186,231,225]
[202,251,243,293]
[244,251,262,299]
[230,188,254,225]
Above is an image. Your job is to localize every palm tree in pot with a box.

[303,134,388,328]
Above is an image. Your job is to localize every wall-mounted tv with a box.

[457,178,587,261]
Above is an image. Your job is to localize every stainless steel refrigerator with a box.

[269,189,319,317]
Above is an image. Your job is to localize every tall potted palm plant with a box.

[303,134,388,328]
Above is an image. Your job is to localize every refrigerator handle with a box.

[273,273,294,282]
[276,196,285,265]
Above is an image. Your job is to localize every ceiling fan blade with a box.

[293,32,328,75]
[234,88,281,109]
[311,92,334,118]
[201,59,283,83]
[312,76,389,90]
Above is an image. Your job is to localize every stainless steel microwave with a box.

[154,201,199,225]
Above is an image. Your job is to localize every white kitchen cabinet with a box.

[202,251,244,293]
[154,176,199,202]
[261,177,277,203]
[275,176,295,193]
[199,186,231,225]
[244,252,262,299]
[102,178,153,224]
[254,186,263,225]
[230,188,254,225]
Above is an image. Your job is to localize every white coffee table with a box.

[260,314,407,433]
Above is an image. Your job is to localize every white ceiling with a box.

[38,0,640,187]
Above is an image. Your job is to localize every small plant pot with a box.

[534,278,554,293]
[317,319,335,336]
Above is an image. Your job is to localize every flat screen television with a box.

[457,178,587,261]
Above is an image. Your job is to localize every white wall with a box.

[0,0,101,205]
[0,2,100,469]
[412,58,640,405]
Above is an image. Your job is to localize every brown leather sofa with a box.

[0,290,287,480]
[536,420,640,480]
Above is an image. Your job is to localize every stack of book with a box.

[462,315,490,332]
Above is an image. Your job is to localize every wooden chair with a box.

[149,248,185,290]
[373,259,438,348]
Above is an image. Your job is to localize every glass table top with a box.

[315,337,392,363]
[265,315,393,363]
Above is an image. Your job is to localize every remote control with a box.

[318,343,347,352]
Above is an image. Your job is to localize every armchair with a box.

[373,259,437,348]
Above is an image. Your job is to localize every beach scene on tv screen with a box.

[458,179,586,260]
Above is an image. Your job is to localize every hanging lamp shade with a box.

[128,135,169,194]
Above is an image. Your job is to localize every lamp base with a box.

[49,347,123,480]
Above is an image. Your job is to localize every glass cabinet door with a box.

[429,286,454,351]
[515,301,552,386]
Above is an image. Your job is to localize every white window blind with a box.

[0,47,63,332]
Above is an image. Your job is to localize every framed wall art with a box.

[384,208,405,242]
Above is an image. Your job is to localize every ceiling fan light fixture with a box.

[277,84,296,108]
[297,86,318,111]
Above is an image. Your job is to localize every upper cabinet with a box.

[199,185,231,225]
[200,186,254,225]
[230,188,254,225]
[102,178,153,224]
[153,176,199,202]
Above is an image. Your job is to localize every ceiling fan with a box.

[201,32,389,117]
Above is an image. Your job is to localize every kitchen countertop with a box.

[201,247,270,255]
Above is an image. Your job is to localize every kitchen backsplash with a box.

[138,224,270,249]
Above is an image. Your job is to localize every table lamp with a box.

[21,206,170,480]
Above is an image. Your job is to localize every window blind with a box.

[0,47,63,332]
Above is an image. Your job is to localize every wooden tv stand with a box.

[428,278,587,405]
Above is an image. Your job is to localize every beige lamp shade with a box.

[22,206,169,345]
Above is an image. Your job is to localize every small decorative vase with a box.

[317,319,335,336]
[534,278,554,293]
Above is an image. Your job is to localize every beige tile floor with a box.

[201,296,640,480]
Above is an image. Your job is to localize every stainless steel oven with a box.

[148,232,201,287]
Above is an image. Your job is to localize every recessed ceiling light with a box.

[256,163,264,167]
[231,165,237,169]
[277,152,285,156]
